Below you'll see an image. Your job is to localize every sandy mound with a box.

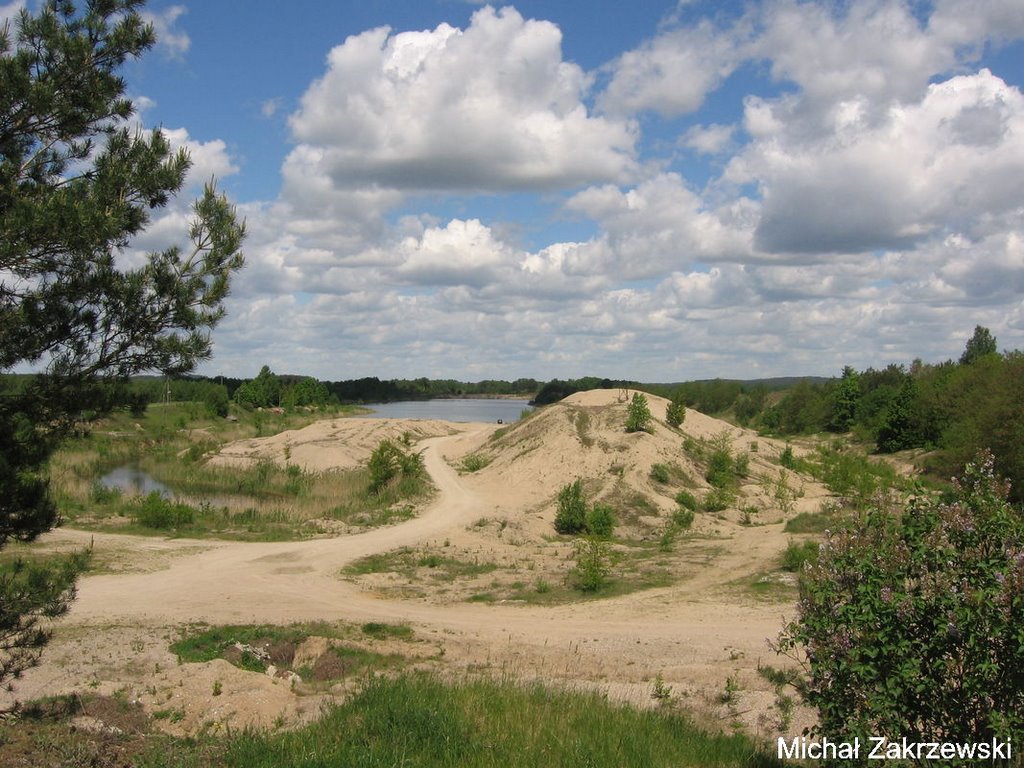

[447,388,822,532]
[209,417,458,472]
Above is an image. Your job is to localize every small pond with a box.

[97,465,171,496]
[357,398,533,423]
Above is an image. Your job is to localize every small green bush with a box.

[554,479,587,534]
[779,445,796,469]
[666,398,686,428]
[671,507,694,530]
[674,489,697,511]
[586,503,616,539]
[702,487,734,512]
[706,449,734,489]
[649,463,670,484]
[570,538,612,592]
[734,452,750,478]
[368,439,424,495]
[89,482,122,504]
[132,492,194,530]
[682,436,705,460]
[625,392,653,433]
[460,453,491,473]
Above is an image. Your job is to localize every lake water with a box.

[98,465,171,496]
[358,398,533,423]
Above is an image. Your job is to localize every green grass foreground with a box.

[208,673,782,768]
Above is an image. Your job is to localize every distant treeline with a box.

[531,377,643,405]
[654,327,1023,503]
[125,369,544,411]
[328,376,542,403]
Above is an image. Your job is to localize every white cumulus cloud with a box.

[287,5,638,193]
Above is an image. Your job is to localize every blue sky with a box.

[12,0,1024,382]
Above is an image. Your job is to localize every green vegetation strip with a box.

[219,673,782,768]
[344,547,499,581]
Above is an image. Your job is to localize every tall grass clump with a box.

[460,454,491,473]
[649,463,671,484]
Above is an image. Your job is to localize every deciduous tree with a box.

[959,325,997,365]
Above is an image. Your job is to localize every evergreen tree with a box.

[0,1,245,684]
[826,366,861,432]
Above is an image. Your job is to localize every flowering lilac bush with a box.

[776,451,1024,756]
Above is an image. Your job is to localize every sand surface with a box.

[3,389,823,736]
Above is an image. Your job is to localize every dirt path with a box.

[59,429,489,624]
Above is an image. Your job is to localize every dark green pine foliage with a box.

[826,365,860,432]
[0,0,245,684]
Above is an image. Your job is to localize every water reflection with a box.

[358,398,533,423]
[98,465,171,497]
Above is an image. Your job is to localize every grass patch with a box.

[571,407,595,448]
[651,461,693,487]
[778,443,907,510]
[344,547,499,582]
[2,673,783,767]
[604,483,660,529]
[743,571,800,602]
[494,543,679,606]
[361,622,415,641]
[780,539,819,572]
[171,622,413,684]
[220,673,783,767]
[79,494,312,542]
[783,505,841,534]
[171,623,327,666]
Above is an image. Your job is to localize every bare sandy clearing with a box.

[3,393,826,737]
[209,417,458,472]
